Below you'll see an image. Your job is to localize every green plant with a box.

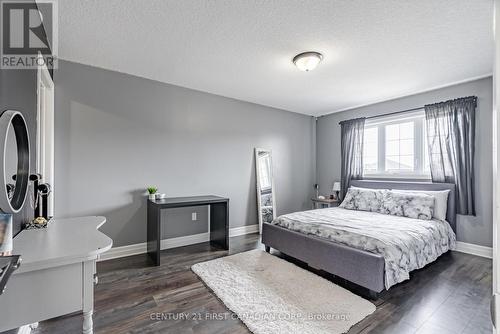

[147,186,158,194]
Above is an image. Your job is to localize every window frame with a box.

[362,110,431,180]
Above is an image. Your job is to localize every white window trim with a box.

[363,109,431,180]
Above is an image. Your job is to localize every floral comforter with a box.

[272,207,456,289]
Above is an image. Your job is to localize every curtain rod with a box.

[338,96,477,125]
[366,106,424,120]
[338,106,424,125]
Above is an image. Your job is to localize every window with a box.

[363,110,430,179]
[363,127,378,173]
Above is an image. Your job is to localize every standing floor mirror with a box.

[255,148,276,234]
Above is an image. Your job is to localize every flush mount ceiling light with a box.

[292,51,323,72]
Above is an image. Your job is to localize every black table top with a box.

[149,195,229,207]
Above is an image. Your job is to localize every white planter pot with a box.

[149,194,156,200]
[155,193,166,200]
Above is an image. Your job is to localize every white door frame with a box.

[493,0,500,331]
[36,52,55,217]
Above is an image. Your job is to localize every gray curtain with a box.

[424,96,477,215]
[340,118,366,199]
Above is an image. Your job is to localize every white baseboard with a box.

[100,242,147,261]
[99,224,259,262]
[229,224,259,237]
[160,232,209,250]
[454,241,492,259]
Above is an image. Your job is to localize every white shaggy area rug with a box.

[191,250,375,334]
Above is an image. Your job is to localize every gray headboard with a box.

[350,180,457,232]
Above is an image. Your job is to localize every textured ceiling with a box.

[56,0,493,116]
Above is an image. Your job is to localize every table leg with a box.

[147,201,161,266]
[83,310,93,334]
[210,201,229,250]
[83,261,95,334]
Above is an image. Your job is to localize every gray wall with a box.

[317,77,493,247]
[54,60,316,247]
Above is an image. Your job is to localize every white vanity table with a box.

[0,216,112,334]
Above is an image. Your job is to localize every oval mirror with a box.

[0,110,30,213]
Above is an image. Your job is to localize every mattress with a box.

[272,207,456,289]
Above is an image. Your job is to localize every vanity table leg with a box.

[83,310,93,334]
[82,260,95,334]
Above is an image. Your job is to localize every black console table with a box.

[147,195,229,266]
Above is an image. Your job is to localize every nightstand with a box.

[311,197,339,209]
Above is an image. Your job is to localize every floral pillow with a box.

[339,188,386,213]
[380,191,435,220]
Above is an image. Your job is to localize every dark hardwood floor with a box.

[33,233,492,334]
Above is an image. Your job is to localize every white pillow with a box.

[381,191,435,220]
[340,187,386,213]
[392,189,450,221]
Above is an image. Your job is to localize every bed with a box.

[261,180,456,298]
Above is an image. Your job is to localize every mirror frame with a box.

[0,110,30,214]
[255,148,277,233]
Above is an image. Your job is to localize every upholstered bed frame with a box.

[262,180,456,298]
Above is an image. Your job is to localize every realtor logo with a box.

[1,0,57,69]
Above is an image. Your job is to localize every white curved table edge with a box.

[14,216,113,274]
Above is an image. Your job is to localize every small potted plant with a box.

[147,186,158,200]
